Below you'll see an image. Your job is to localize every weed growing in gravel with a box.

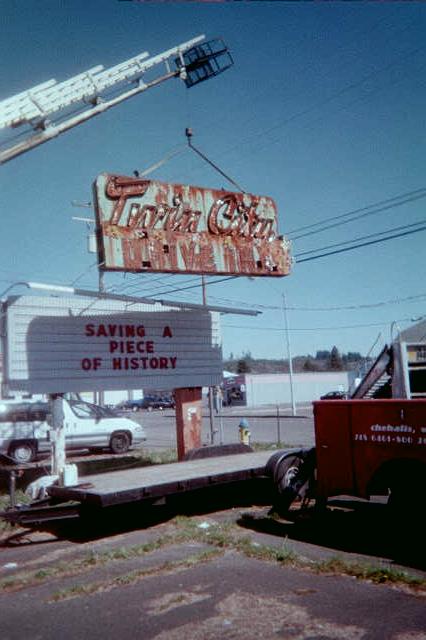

[50,548,220,601]
[314,557,424,588]
[1,514,424,598]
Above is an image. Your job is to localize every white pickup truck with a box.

[0,397,146,464]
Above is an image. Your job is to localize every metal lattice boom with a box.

[0,35,210,163]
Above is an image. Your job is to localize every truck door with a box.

[313,401,356,499]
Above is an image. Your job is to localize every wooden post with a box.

[174,387,202,461]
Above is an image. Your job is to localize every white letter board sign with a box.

[3,296,222,394]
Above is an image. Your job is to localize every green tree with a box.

[315,350,331,361]
[330,346,343,370]
[237,359,251,373]
[303,357,320,372]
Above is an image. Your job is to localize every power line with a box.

[102,200,426,300]
[116,274,206,297]
[287,187,426,238]
[295,218,426,258]
[244,54,426,162]
[220,42,425,160]
[289,190,426,241]
[295,223,426,264]
[222,317,419,333]
[202,291,426,312]
[147,275,238,298]
[192,13,409,142]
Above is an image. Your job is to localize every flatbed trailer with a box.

[1,450,275,524]
[47,450,273,507]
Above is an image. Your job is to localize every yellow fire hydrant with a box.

[238,418,251,446]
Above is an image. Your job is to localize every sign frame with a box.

[3,295,222,395]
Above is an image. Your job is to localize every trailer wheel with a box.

[9,441,35,464]
[272,454,307,514]
[275,455,304,493]
[109,432,130,454]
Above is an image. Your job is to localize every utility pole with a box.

[71,206,104,405]
[202,275,217,444]
[282,293,296,416]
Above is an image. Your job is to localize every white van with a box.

[0,398,146,464]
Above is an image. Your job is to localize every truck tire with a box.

[9,441,35,464]
[267,449,316,515]
[109,431,130,454]
[275,455,305,491]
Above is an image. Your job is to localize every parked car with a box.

[116,398,147,412]
[0,398,146,464]
[117,395,175,412]
[156,395,175,410]
[320,390,347,400]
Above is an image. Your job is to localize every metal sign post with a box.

[282,293,296,416]
[49,394,66,481]
[175,387,203,460]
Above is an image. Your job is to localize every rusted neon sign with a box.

[94,174,291,276]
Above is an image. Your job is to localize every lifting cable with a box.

[134,145,187,178]
[185,127,246,193]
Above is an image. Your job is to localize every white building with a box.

[223,371,352,407]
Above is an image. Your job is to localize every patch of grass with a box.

[0,551,115,592]
[173,518,296,566]
[137,449,178,465]
[172,517,426,591]
[173,516,235,544]
[0,490,32,534]
[0,532,186,592]
[314,557,424,588]
[234,536,296,564]
[250,442,285,452]
[34,568,55,580]
[50,547,221,602]
[2,512,424,597]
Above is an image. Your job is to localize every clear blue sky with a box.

[1,1,425,361]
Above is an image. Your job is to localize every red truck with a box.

[267,399,426,514]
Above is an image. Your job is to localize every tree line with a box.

[225,347,366,375]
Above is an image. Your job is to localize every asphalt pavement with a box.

[136,402,316,452]
[1,501,425,640]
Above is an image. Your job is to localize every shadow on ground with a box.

[2,478,425,576]
[1,479,273,544]
[238,498,426,573]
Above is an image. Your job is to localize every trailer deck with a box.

[47,451,274,507]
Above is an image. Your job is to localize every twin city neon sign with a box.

[94,174,291,277]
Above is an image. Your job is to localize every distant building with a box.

[392,320,426,399]
[350,318,426,400]
[222,371,352,407]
